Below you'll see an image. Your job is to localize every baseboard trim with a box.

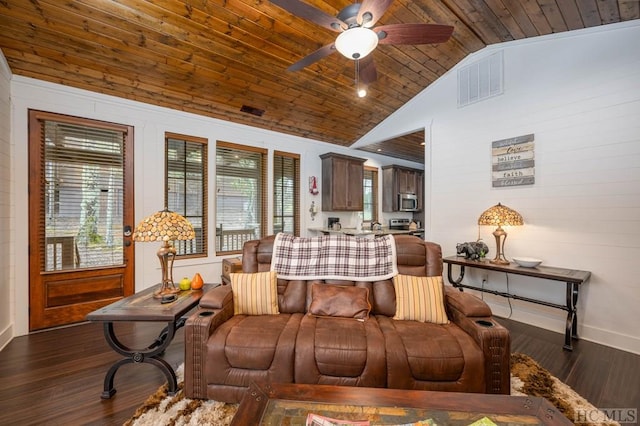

[0,323,14,352]
[484,298,640,356]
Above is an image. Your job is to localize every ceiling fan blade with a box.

[357,0,394,28]
[287,43,336,71]
[271,0,344,32]
[376,23,454,45]
[358,56,378,84]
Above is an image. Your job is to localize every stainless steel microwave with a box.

[398,193,418,211]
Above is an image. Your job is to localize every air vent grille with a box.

[240,105,265,117]
[458,51,503,108]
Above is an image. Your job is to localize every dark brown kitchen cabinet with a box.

[320,153,365,211]
[382,165,424,212]
[397,168,419,194]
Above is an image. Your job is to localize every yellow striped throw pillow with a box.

[393,275,449,324]
[230,271,280,315]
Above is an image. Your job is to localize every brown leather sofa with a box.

[184,235,510,403]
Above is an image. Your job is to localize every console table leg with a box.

[446,262,466,289]
[145,357,179,395]
[101,358,132,399]
[99,320,180,398]
[564,282,580,351]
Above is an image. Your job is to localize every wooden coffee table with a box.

[232,381,572,425]
[86,283,216,399]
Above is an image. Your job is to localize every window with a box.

[273,151,300,236]
[363,166,378,222]
[40,118,127,270]
[216,141,267,254]
[165,133,207,257]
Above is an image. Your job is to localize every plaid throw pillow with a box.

[393,275,449,324]
[230,271,279,315]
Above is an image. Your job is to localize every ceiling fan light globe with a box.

[357,88,367,97]
[335,27,379,60]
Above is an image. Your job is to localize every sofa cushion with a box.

[309,284,371,319]
[203,313,302,402]
[230,271,279,315]
[393,275,449,324]
[377,316,484,391]
[294,315,387,387]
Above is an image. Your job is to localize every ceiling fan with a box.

[271,0,454,93]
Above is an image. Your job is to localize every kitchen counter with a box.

[308,227,425,237]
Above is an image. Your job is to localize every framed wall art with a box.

[491,134,535,187]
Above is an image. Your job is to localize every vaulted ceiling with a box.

[1,1,637,163]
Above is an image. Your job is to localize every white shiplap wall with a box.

[7,74,422,337]
[0,51,12,351]
[361,21,640,354]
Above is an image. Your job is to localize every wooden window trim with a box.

[165,132,208,259]
[216,141,267,255]
[273,151,301,236]
[364,165,379,223]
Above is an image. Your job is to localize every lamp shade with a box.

[133,209,195,298]
[335,27,379,60]
[478,203,524,227]
[133,209,195,242]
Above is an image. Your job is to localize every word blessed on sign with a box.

[491,134,535,187]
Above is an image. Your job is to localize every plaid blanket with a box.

[271,233,397,281]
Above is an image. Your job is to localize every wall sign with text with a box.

[491,134,535,187]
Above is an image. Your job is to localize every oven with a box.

[389,218,425,239]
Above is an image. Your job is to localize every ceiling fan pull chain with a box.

[355,59,367,98]
[355,59,360,97]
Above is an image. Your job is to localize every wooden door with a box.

[28,110,135,331]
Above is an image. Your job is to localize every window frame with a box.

[273,150,300,236]
[164,132,208,258]
[363,165,379,223]
[215,141,267,255]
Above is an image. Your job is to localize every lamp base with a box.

[490,226,511,265]
[153,284,181,299]
[154,241,180,299]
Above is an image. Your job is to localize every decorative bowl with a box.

[512,257,542,268]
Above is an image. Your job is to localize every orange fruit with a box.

[191,272,204,290]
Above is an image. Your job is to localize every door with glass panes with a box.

[28,110,135,331]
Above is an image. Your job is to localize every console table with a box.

[443,256,591,350]
[86,283,216,399]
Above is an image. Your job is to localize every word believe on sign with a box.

[491,134,535,188]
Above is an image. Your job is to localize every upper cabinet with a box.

[320,153,365,211]
[382,165,424,212]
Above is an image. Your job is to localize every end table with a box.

[86,283,216,399]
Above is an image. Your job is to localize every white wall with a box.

[0,52,12,350]
[361,21,640,354]
[8,75,422,337]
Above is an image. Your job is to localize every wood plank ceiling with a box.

[1,1,637,163]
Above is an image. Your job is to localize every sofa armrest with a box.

[199,284,233,309]
[184,285,234,399]
[445,286,492,317]
[444,287,511,394]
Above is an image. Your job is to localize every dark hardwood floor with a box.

[0,317,638,425]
